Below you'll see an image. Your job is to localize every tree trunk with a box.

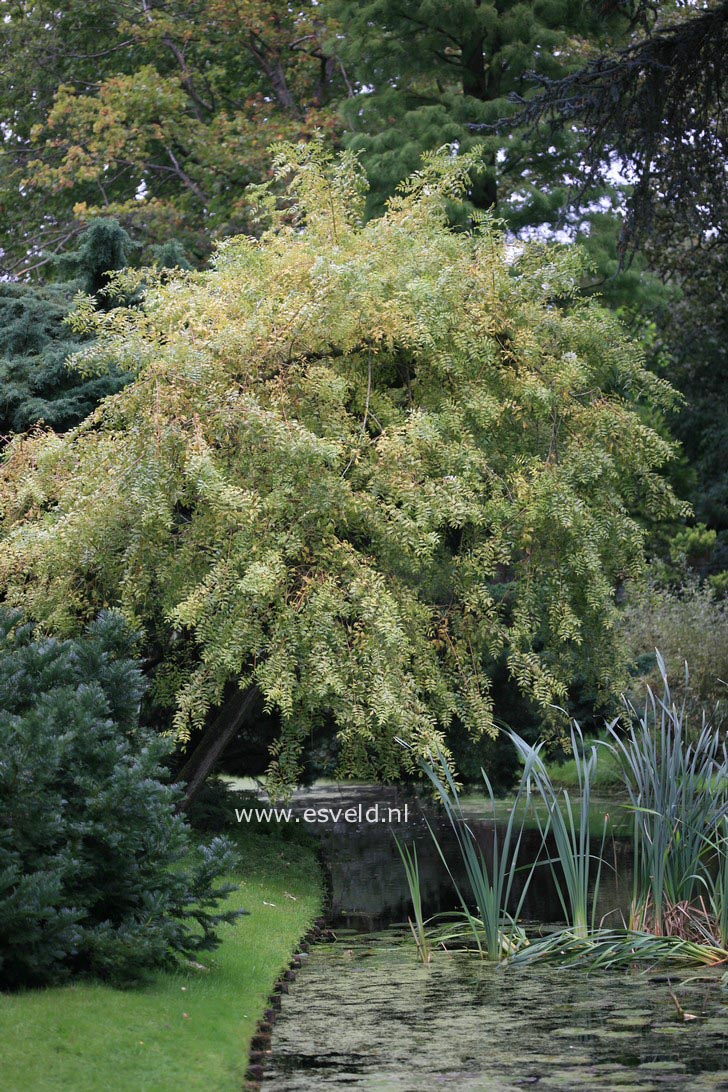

[176,684,261,810]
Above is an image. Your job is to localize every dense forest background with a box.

[1,0,726,785]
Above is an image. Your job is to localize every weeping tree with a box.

[0,145,682,803]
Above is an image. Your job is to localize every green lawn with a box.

[0,827,322,1091]
[546,739,625,794]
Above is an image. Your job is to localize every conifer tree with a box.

[0,220,132,439]
[327,0,628,220]
[0,609,241,988]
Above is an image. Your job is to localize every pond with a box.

[263,930,727,1091]
[252,783,728,1090]
[294,782,632,930]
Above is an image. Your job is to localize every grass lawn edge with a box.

[0,826,323,1092]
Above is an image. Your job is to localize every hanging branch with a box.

[474,2,727,261]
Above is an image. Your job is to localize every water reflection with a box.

[290,783,632,930]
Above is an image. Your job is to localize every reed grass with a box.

[393,836,432,963]
[605,652,728,938]
[510,726,608,938]
[413,742,535,960]
[396,657,728,970]
[701,815,728,949]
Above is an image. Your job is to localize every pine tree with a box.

[503,1,727,258]
[504,1,728,572]
[327,0,628,221]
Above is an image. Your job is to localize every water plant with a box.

[605,653,728,940]
[507,928,728,970]
[396,659,728,969]
[512,658,728,967]
[401,740,535,961]
[705,817,728,949]
[510,726,608,939]
[393,837,432,963]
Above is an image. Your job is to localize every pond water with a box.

[258,783,728,1090]
[293,783,632,929]
[263,930,728,1091]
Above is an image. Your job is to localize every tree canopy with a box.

[0,0,348,275]
[328,0,629,221]
[0,146,683,791]
[502,0,727,259]
[0,0,636,276]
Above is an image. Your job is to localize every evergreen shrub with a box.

[0,610,242,989]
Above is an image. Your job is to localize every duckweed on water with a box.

[262,930,728,1092]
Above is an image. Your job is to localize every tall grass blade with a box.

[393,836,432,963]
[508,928,728,970]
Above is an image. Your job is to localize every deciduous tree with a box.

[0,0,349,275]
[0,147,682,797]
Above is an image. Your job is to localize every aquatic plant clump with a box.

[507,929,728,971]
[606,652,728,941]
[397,660,728,970]
[397,737,536,961]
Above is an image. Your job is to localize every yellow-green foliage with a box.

[0,145,682,790]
